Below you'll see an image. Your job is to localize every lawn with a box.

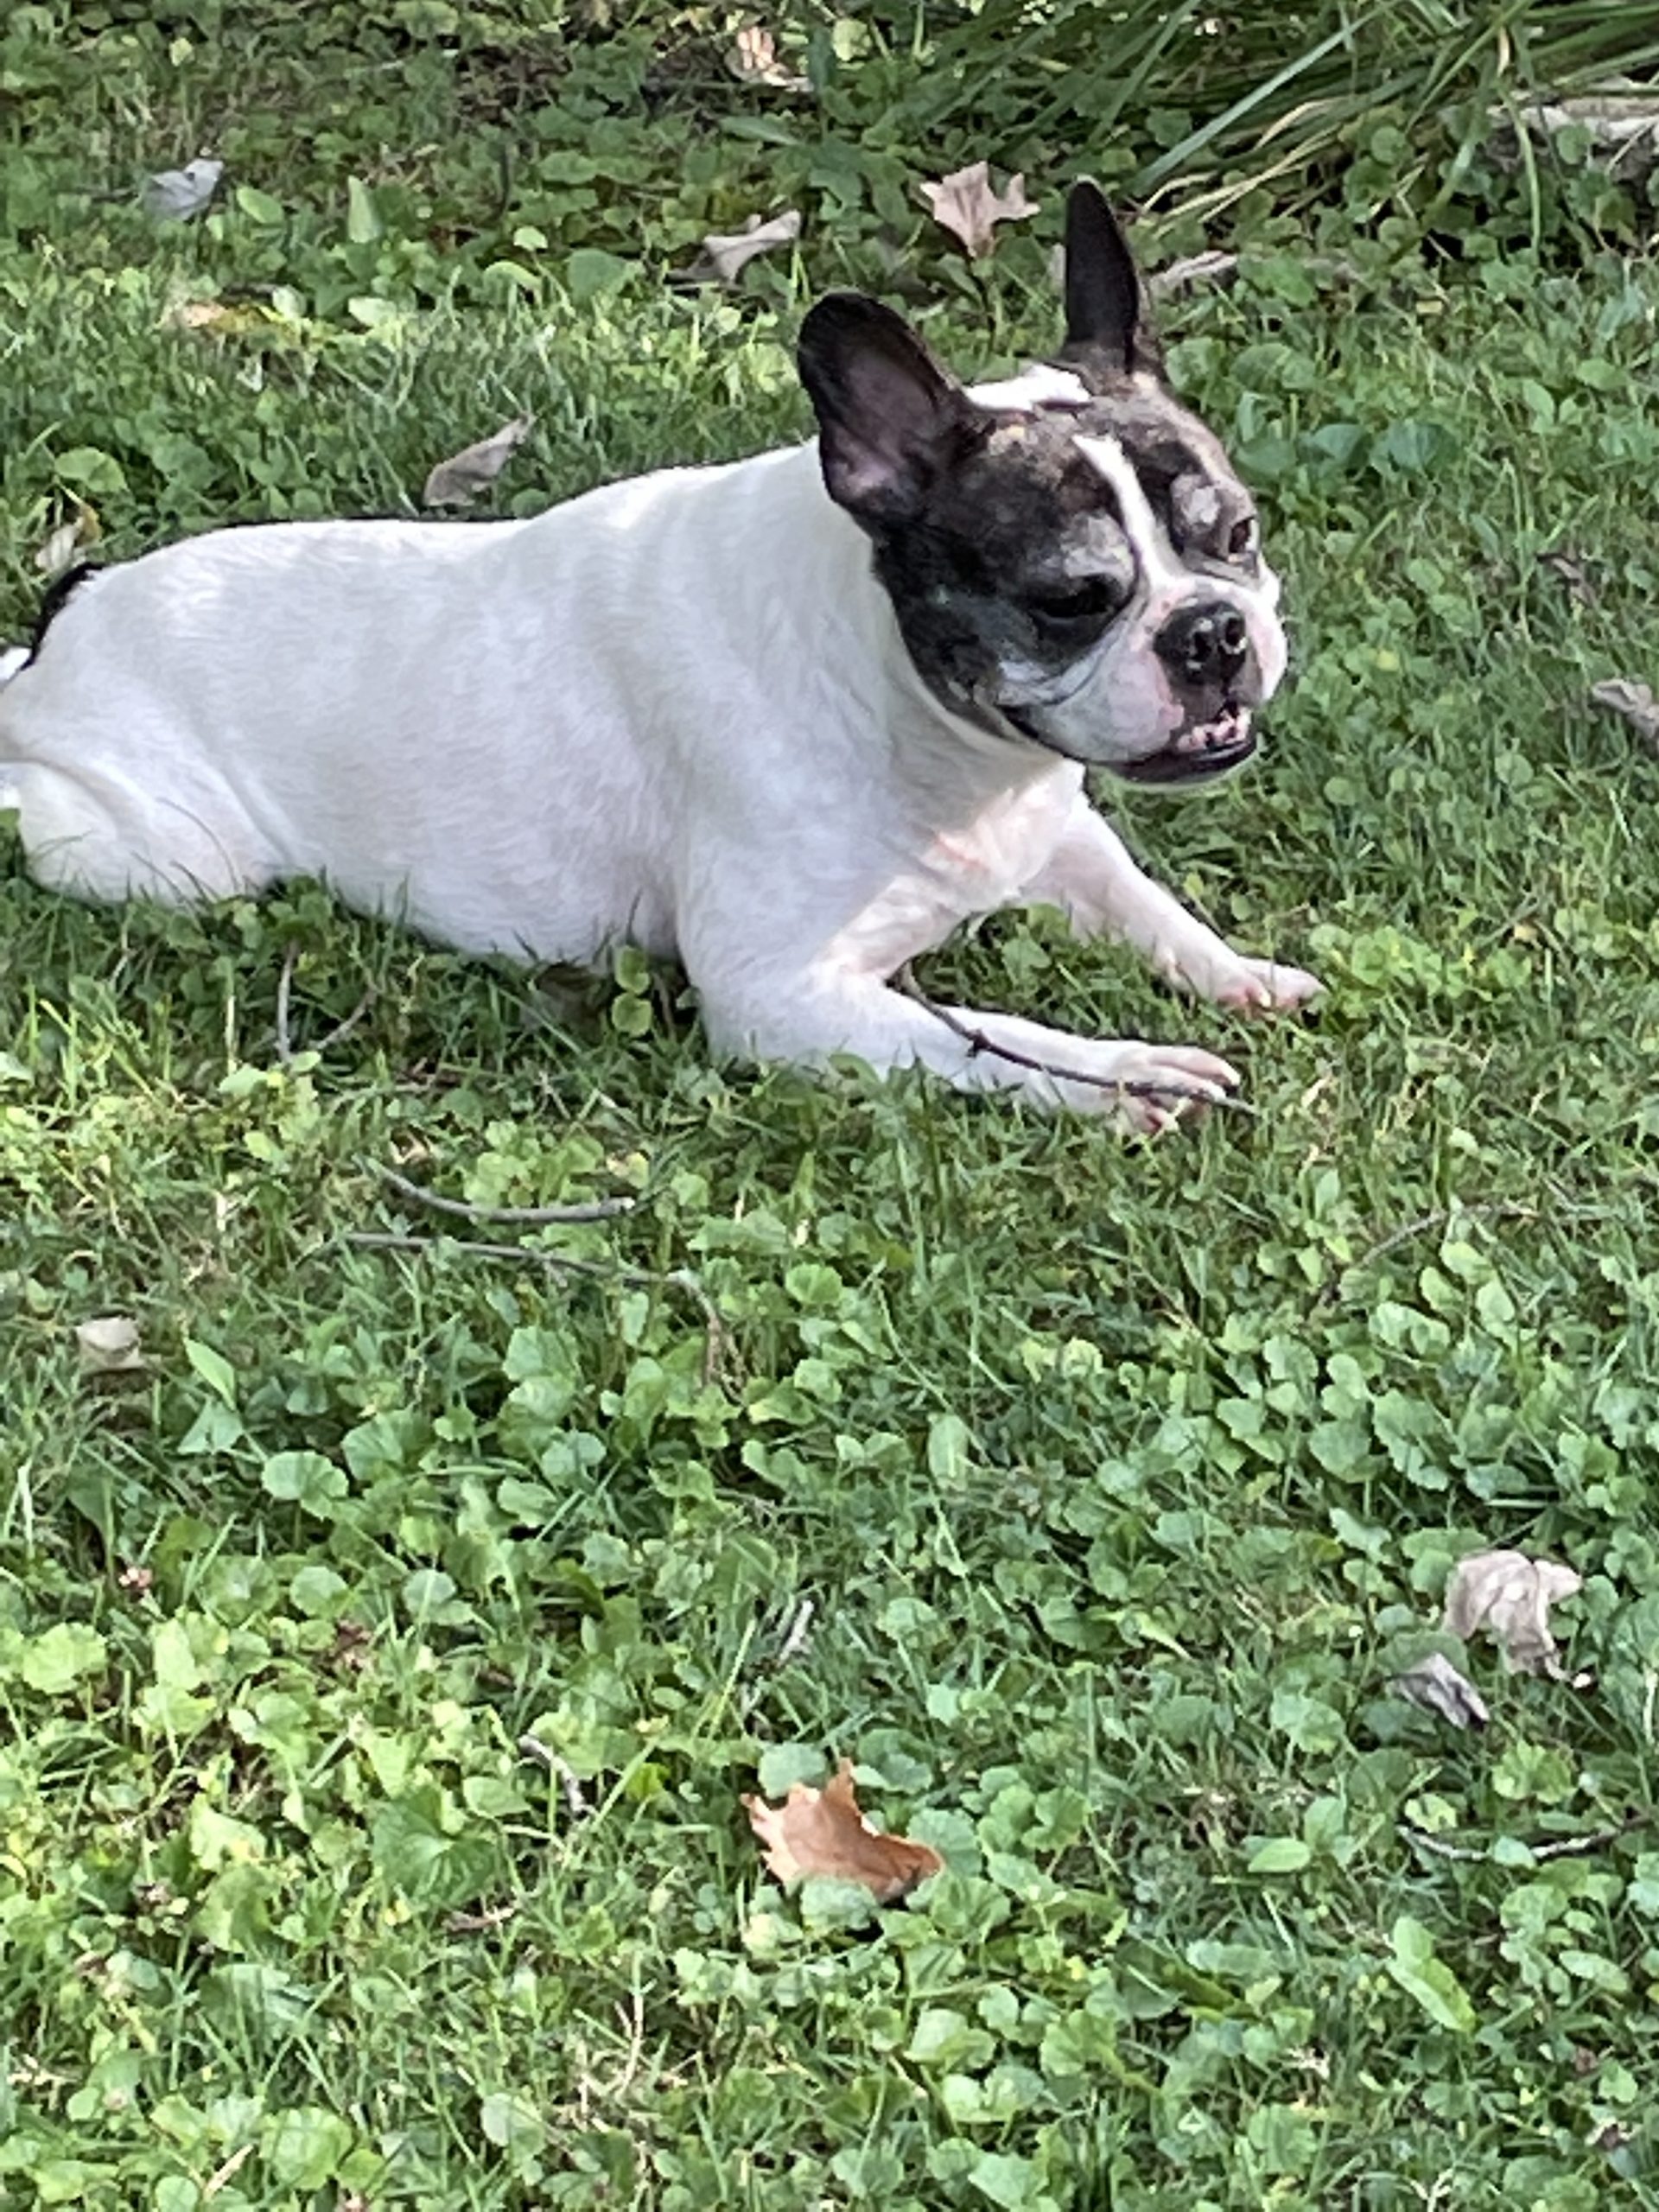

[4,6,1659,2209]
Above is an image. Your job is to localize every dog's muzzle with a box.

[1111,702,1258,787]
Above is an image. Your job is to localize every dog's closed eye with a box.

[1023,575,1121,627]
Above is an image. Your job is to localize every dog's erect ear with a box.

[798,293,984,523]
[1060,178,1149,384]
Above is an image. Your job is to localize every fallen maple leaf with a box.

[76,1315,146,1377]
[743,1759,942,1903]
[1441,1548,1583,1680]
[1591,677,1659,750]
[699,208,802,283]
[422,414,533,509]
[1390,1649,1490,1729]
[920,162,1037,260]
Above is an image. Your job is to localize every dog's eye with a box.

[1227,515,1258,560]
[1024,577,1118,626]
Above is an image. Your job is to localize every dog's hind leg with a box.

[6,760,259,906]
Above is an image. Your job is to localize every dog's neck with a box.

[753,442,1077,806]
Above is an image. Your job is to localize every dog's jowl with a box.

[0,181,1319,1130]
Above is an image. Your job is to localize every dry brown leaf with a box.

[743,1759,942,1903]
[76,1315,147,1376]
[1441,1548,1583,1680]
[35,500,101,578]
[1592,677,1659,749]
[1147,250,1240,301]
[920,162,1037,260]
[1390,1649,1490,1730]
[1538,549,1598,607]
[161,298,245,333]
[422,414,534,509]
[141,156,224,222]
[700,208,802,283]
[728,24,809,89]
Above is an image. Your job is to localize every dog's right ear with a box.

[798,293,985,524]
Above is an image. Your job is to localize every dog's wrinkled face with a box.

[798,181,1286,785]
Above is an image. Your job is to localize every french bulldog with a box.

[0,181,1319,1131]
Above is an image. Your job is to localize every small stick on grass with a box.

[1404,1809,1650,1865]
[776,1598,816,1664]
[519,1732,588,1818]
[344,1230,733,1384]
[1315,1201,1540,1310]
[274,941,377,1065]
[896,963,1252,1112]
[311,986,378,1053]
[446,1902,519,1934]
[373,1160,635,1226]
[274,940,299,1069]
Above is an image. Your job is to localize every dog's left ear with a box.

[1059,178,1156,386]
[798,292,987,524]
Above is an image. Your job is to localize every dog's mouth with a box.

[1110,702,1258,787]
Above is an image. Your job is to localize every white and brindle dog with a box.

[0,182,1319,1131]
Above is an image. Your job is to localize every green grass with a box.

[8,9,1659,2210]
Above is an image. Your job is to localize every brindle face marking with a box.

[797,180,1287,785]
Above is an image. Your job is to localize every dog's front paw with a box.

[1053,1040,1241,1134]
[1198,955,1324,1016]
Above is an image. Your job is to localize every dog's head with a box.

[798,181,1284,786]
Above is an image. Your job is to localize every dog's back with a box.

[0,443,873,957]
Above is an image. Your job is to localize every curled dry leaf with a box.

[743,1758,942,1904]
[700,208,802,283]
[921,162,1037,260]
[1391,1649,1490,1730]
[1441,1548,1583,1681]
[728,24,809,90]
[1538,549,1597,607]
[140,156,225,222]
[35,500,100,577]
[1147,251,1241,301]
[1591,677,1659,750]
[76,1315,147,1376]
[422,415,534,509]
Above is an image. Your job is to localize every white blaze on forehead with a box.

[965,363,1093,414]
[1072,430,1186,602]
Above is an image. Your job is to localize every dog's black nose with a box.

[1157,601,1249,690]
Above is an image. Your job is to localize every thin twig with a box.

[1531,1812,1651,1861]
[896,964,1251,1113]
[1404,1829,1486,1862]
[274,941,377,1065]
[1316,1201,1539,1309]
[273,940,298,1069]
[343,1230,733,1385]
[204,2145,256,2200]
[1403,1809,1651,1866]
[374,1160,636,1226]
[445,1903,519,1934]
[519,1732,588,1818]
[311,986,378,1053]
[776,1598,816,1665]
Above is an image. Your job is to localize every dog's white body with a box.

[0,378,1316,1129]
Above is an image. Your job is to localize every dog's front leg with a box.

[697,967,1240,1132]
[1024,798,1322,1014]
